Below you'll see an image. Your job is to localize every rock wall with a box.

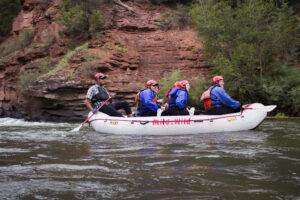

[0,0,210,122]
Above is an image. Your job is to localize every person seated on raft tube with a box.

[162,80,190,116]
[161,81,181,116]
[85,73,133,117]
[136,80,161,116]
[201,76,241,115]
[165,81,181,104]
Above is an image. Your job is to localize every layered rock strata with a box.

[0,0,210,122]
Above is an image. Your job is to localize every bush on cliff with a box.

[89,10,106,37]
[0,28,34,57]
[58,0,105,39]
[58,4,89,39]
[0,0,21,43]
[18,59,52,93]
[190,0,299,115]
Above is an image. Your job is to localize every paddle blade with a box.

[70,124,82,132]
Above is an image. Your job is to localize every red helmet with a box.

[145,80,158,88]
[212,76,224,84]
[173,81,181,88]
[179,80,190,88]
[94,73,106,81]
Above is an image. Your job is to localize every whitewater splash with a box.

[0,117,71,127]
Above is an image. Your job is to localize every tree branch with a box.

[113,0,135,13]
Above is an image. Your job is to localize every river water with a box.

[0,117,299,200]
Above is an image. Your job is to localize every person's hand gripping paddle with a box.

[71,97,111,132]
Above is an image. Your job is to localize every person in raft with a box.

[162,80,191,116]
[166,81,181,108]
[200,76,241,115]
[136,80,161,116]
[85,73,133,117]
[162,81,182,116]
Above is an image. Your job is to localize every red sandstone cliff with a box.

[0,0,210,122]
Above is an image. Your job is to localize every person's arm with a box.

[85,86,95,112]
[214,88,241,109]
[175,90,188,109]
[168,88,178,98]
[85,98,93,111]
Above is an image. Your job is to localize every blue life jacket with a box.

[210,85,241,109]
[175,88,189,109]
[168,88,178,108]
[137,89,159,116]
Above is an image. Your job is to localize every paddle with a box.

[71,97,111,132]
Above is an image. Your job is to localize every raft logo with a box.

[152,118,191,125]
[227,117,237,122]
[110,120,119,125]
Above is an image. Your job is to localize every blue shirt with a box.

[210,86,241,109]
[175,89,188,109]
[138,89,159,115]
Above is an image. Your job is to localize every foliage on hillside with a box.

[0,0,21,42]
[0,28,34,57]
[190,0,299,115]
[57,0,105,39]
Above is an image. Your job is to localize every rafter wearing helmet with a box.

[135,80,161,117]
[85,72,133,117]
[161,80,191,116]
[201,75,241,115]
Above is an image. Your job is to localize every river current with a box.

[0,117,299,200]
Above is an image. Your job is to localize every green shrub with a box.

[189,77,208,103]
[174,4,191,28]
[275,112,289,119]
[0,0,21,43]
[42,42,88,77]
[79,49,104,77]
[0,28,34,57]
[158,70,209,108]
[158,69,185,101]
[103,42,112,50]
[158,10,174,29]
[115,44,127,52]
[58,5,89,38]
[58,0,106,39]
[89,10,105,36]
[190,0,299,115]
[18,59,52,93]
[79,60,99,77]
[45,8,58,17]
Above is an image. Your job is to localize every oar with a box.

[71,97,111,132]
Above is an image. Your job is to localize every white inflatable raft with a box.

[88,103,276,135]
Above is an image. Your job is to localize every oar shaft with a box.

[81,97,111,126]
